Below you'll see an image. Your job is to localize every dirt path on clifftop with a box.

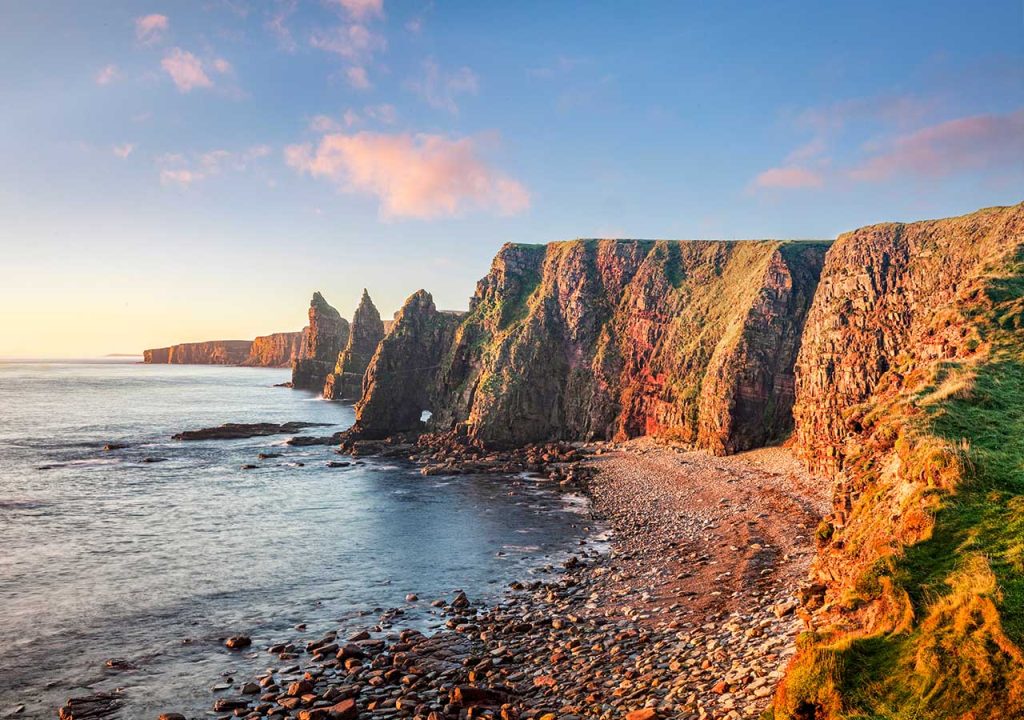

[584,439,829,627]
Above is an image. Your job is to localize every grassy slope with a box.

[775,254,1024,719]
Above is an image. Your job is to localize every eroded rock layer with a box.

[351,290,464,438]
[323,290,385,400]
[353,239,827,451]
[291,292,350,391]
[143,340,252,365]
[241,331,304,368]
[776,203,1024,719]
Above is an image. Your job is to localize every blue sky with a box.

[1,0,1022,356]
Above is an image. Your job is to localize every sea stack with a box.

[351,290,465,438]
[323,289,386,401]
[290,292,350,391]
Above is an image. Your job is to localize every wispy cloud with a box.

[309,23,386,62]
[161,48,213,92]
[408,59,478,115]
[135,14,169,44]
[346,66,371,89]
[113,143,135,159]
[751,166,823,190]
[285,131,530,219]
[309,104,396,132]
[95,64,119,85]
[265,0,297,52]
[158,145,271,186]
[849,109,1024,182]
[328,0,384,21]
[751,92,1023,191]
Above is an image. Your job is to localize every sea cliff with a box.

[143,340,253,365]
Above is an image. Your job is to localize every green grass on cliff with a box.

[777,259,1024,720]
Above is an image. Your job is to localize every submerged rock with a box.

[172,422,330,441]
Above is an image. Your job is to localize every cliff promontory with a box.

[143,340,253,365]
[241,331,304,368]
[291,292,350,391]
[776,203,1024,719]
[352,239,827,452]
[323,290,385,400]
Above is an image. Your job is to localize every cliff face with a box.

[351,290,464,437]
[323,290,385,400]
[241,331,304,367]
[354,239,826,451]
[143,340,252,365]
[777,204,1024,719]
[291,292,350,391]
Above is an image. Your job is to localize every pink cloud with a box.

[161,48,213,92]
[212,58,233,74]
[285,132,530,219]
[266,0,298,51]
[408,59,478,114]
[751,166,824,190]
[309,24,385,62]
[329,0,384,21]
[346,66,371,89]
[113,143,135,158]
[160,168,200,186]
[849,109,1024,182]
[95,64,119,85]
[135,14,169,43]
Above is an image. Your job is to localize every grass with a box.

[776,253,1024,719]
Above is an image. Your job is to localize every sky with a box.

[1,0,1022,357]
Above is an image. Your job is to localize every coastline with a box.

[158,438,827,720]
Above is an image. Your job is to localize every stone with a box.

[323,289,386,401]
[292,292,350,391]
[225,635,252,650]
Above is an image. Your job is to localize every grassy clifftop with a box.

[776,204,1024,719]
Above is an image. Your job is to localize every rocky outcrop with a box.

[776,203,1024,719]
[323,290,385,400]
[241,331,304,368]
[143,340,252,365]
[352,239,827,451]
[291,292,350,391]
[350,290,464,438]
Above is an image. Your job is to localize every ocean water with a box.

[0,360,589,719]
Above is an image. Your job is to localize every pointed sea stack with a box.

[290,292,350,390]
[350,290,465,438]
[323,289,386,400]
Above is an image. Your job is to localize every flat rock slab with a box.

[172,422,332,441]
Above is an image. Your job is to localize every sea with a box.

[0,359,591,719]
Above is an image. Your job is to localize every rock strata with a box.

[292,293,351,391]
[324,289,386,401]
[350,290,465,438]
[143,340,253,365]
[242,331,305,368]
[351,240,827,452]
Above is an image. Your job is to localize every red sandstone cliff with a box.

[776,203,1024,719]
[354,239,826,452]
[143,340,253,365]
[241,331,304,368]
[291,292,350,390]
[323,290,385,401]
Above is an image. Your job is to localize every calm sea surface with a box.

[0,360,589,719]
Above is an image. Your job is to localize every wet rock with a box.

[173,422,330,441]
[157,714,186,720]
[225,635,252,650]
